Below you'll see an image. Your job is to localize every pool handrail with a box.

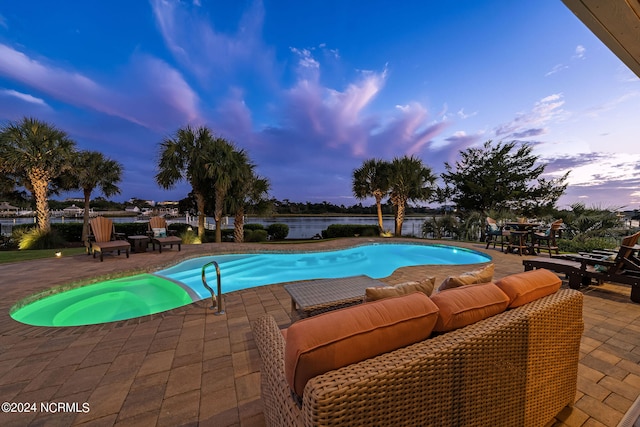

[201,261,225,315]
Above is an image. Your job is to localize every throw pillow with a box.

[595,254,616,272]
[495,268,561,308]
[152,227,167,238]
[430,282,510,332]
[364,277,436,301]
[437,263,495,292]
[284,292,439,397]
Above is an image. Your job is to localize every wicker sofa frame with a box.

[253,288,583,427]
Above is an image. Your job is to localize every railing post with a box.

[201,261,225,315]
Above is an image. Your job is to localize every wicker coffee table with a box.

[284,275,386,319]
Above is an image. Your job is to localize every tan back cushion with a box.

[437,263,495,292]
[365,277,435,302]
[495,268,561,307]
[284,292,439,397]
[430,282,510,332]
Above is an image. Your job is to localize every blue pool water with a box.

[157,243,491,300]
[12,243,491,326]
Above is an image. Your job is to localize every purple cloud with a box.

[494,94,566,139]
[0,44,200,132]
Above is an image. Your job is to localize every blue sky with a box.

[1,0,639,210]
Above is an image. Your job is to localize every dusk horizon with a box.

[1,1,639,211]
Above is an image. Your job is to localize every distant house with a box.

[62,204,84,217]
[0,202,19,216]
[125,206,141,214]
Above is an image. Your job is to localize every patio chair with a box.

[485,217,508,251]
[88,216,130,262]
[531,219,563,256]
[523,231,640,302]
[148,216,182,253]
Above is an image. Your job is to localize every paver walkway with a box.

[0,237,639,426]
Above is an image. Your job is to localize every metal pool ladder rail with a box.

[201,261,225,315]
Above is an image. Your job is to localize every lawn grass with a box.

[0,247,86,264]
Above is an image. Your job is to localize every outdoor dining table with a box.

[504,222,542,255]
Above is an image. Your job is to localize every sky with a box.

[1,0,639,211]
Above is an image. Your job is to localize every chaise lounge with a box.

[148,216,182,253]
[254,269,583,427]
[523,231,640,302]
[88,216,130,262]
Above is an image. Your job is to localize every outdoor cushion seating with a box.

[254,268,583,427]
[430,282,510,332]
[88,216,130,262]
[495,268,562,307]
[523,231,640,302]
[283,292,439,398]
[147,216,182,253]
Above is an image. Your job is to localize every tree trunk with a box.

[195,191,206,239]
[82,189,91,244]
[214,189,224,243]
[394,197,406,237]
[234,207,244,243]
[374,191,384,232]
[30,170,50,232]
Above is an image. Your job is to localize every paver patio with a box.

[1,237,639,426]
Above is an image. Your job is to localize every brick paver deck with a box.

[0,237,639,426]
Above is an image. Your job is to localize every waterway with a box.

[1,215,432,239]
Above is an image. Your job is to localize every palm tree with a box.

[226,162,271,242]
[0,117,76,232]
[203,138,243,243]
[70,151,123,243]
[352,159,390,232]
[388,155,437,236]
[156,125,215,240]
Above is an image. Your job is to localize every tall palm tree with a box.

[388,155,437,236]
[352,158,390,232]
[226,161,271,243]
[156,125,214,240]
[70,151,123,243]
[0,117,76,232]
[203,138,243,243]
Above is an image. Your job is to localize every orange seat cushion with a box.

[284,292,439,397]
[495,268,561,307]
[430,282,510,332]
[437,263,495,292]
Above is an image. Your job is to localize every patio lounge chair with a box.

[523,231,640,302]
[88,216,130,262]
[148,216,182,253]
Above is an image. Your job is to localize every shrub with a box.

[267,223,289,240]
[180,229,201,244]
[51,223,84,242]
[17,228,66,250]
[113,222,149,237]
[245,229,268,242]
[557,236,618,253]
[244,223,265,231]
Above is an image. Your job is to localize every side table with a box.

[127,235,150,253]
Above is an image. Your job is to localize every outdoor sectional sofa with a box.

[253,269,584,427]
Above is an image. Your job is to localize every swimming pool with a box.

[11,243,491,327]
